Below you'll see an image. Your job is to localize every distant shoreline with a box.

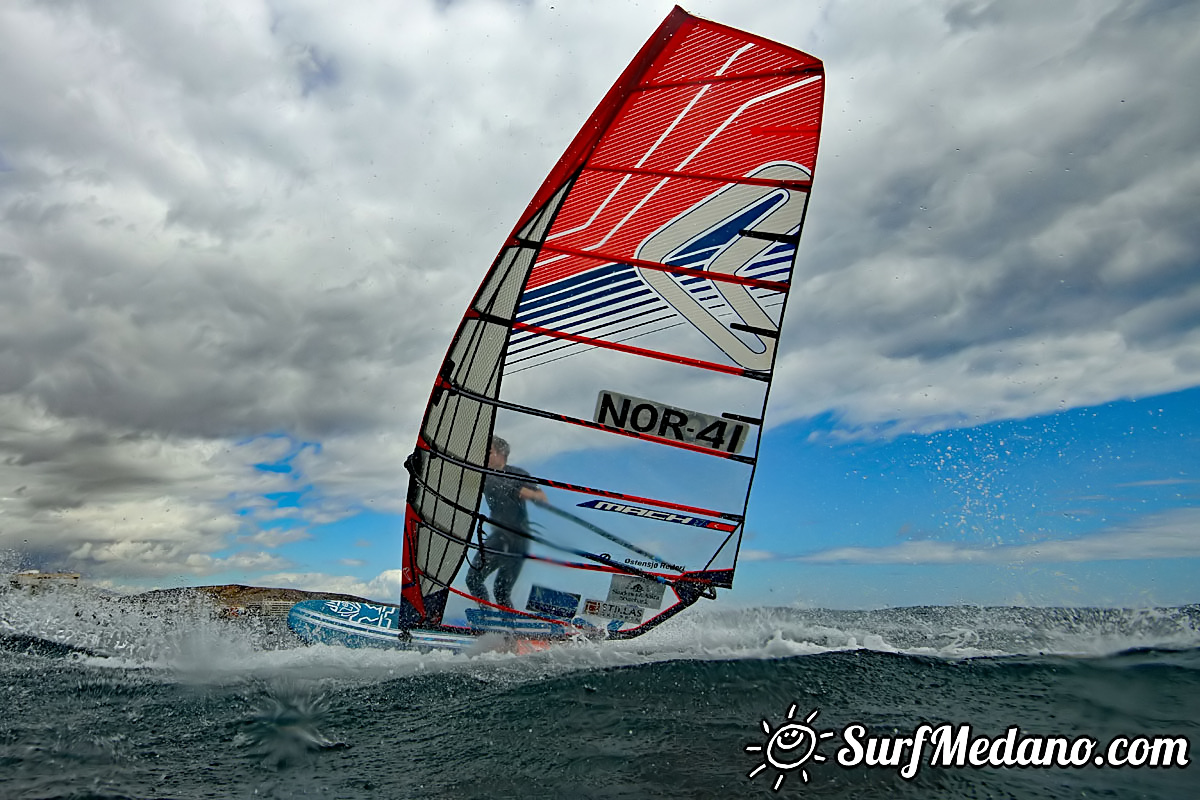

[131,584,374,609]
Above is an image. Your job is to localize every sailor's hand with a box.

[521,487,550,505]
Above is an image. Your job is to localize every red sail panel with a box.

[515,7,822,244]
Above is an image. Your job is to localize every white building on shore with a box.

[5,570,82,591]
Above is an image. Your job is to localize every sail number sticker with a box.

[594,390,749,454]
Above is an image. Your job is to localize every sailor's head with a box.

[489,435,510,468]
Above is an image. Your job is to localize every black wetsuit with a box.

[465,466,534,608]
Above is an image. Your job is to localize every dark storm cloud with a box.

[772,0,1200,428]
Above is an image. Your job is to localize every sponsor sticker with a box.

[577,498,738,535]
[583,598,644,624]
[594,390,750,454]
[607,574,665,609]
[526,585,581,619]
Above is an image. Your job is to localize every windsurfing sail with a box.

[399,6,824,639]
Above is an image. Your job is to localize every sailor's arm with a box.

[520,486,549,506]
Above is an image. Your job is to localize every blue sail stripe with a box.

[744,253,795,270]
[519,287,648,331]
[509,294,663,350]
[521,272,638,311]
[520,263,636,307]
[520,277,646,320]
[742,265,792,281]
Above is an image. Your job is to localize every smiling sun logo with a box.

[745,704,835,791]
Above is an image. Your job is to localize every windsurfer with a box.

[465,435,548,609]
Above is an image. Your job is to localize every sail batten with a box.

[417,442,746,522]
[406,478,683,585]
[510,320,770,379]
[586,162,813,190]
[436,378,758,463]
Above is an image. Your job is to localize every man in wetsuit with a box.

[465,435,548,609]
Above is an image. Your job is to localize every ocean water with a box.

[1,587,1196,799]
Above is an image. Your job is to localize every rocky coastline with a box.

[132,583,371,609]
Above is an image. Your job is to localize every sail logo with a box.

[578,498,737,535]
[746,704,1192,789]
[635,162,811,371]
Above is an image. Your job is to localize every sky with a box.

[1,0,1197,609]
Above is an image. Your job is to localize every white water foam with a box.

[4,583,1198,688]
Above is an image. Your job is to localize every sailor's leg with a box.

[465,551,493,603]
[492,553,523,610]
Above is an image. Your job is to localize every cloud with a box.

[257,568,403,602]
[1116,479,1200,488]
[0,395,299,575]
[771,0,1200,432]
[737,549,781,562]
[255,571,375,600]
[796,508,1200,565]
[241,527,313,548]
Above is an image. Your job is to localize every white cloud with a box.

[255,571,374,599]
[738,549,780,562]
[241,527,314,548]
[256,568,403,602]
[797,508,1200,565]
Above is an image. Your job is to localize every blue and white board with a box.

[287,598,583,652]
[287,599,478,652]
